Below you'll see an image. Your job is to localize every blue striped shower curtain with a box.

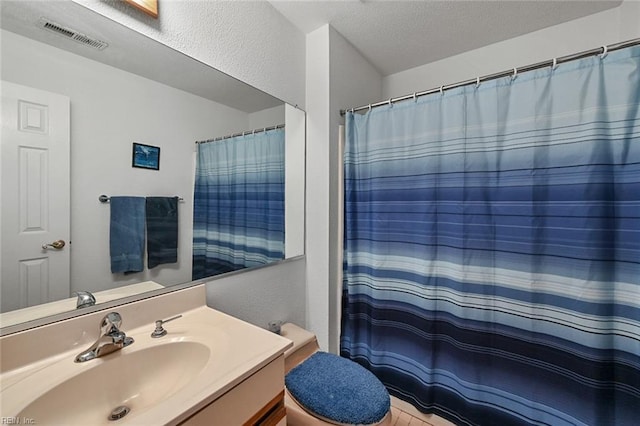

[341,46,640,425]
[192,128,285,280]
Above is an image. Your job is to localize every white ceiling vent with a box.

[39,18,108,50]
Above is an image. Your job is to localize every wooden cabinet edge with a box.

[180,355,286,426]
[243,391,286,426]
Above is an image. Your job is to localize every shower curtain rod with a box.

[195,123,285,144]
[340,37,640,116]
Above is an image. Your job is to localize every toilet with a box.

[281,323,393,426]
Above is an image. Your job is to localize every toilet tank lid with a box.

[281,323,317,356]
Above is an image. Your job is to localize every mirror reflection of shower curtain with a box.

[192,128,285,280]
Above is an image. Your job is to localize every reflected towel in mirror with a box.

[146,197,178,268]
[110,196,146,274]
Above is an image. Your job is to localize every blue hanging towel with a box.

[110,196,145,274]
[146,196,178,269]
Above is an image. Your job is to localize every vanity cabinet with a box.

[180,355,286,426]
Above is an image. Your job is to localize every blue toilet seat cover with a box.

[285,351,390,425]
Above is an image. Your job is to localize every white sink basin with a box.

[17,342,210,425]
[1,303,292,425]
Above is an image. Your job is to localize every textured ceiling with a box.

[269,0,622,76]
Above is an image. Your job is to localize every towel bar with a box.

[98,195,184,203]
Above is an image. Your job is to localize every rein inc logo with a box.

[1,418,35,425]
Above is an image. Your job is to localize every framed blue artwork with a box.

[132,142,160,170]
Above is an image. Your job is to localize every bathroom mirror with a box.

[0,1,305,332]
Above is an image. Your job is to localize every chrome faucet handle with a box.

[101,312,123,335]
[151,315,182,338]
[74,291,96,309]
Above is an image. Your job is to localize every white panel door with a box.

[1,81,70,312]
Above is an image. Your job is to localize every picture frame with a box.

[132,142,160,170]
[123,0,158,18]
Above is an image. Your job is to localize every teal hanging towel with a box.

[109,196,145,274]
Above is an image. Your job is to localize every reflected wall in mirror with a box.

[0,1,305,331]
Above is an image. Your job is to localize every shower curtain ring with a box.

[368,104,372,112]
[413,92,417,102]
[439,86,444,96]
[552,58,558,71]
[600,45,608,59]
[512,67,518,81]
[476,77,481,89]
[388,98,392,107]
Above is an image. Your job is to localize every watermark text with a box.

[1,417,35,425]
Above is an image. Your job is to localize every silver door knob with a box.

[42,239,66,250]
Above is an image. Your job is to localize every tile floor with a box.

[390,398,456,426]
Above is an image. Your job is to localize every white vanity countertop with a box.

[0,285,293,425]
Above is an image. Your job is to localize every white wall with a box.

[383,0,640,98]
[305,25,331,349]
[1,30,249,295]
[74,0,306,109]
[206,257,306,329]
[284,104,306,259]
[305,24,383,352]
[620,0,640,37]
[248,105,286,131]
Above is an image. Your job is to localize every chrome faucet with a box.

[74,291,96,309]
[75,312,134,363]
